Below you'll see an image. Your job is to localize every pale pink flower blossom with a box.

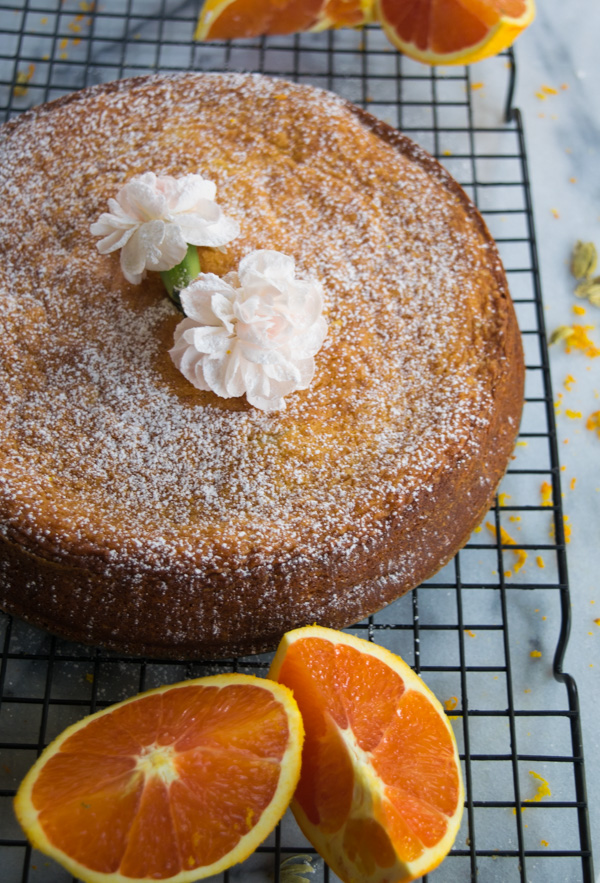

[90,172,239,284]
[170,250,328,412]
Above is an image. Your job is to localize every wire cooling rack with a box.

[0,2,596,881]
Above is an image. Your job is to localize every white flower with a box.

[90,172,239,285]
[169,250,328,412]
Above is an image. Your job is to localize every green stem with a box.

[160,244,200,310]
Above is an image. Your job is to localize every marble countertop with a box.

[506,1,600,867]
[0,0,597,879]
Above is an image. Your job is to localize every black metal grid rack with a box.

[0,1,595,881]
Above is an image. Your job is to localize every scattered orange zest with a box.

[524,771,551,802]
[565,325,600,358]
[13,63,35,97]
[587,410,600,437]
[486,522,527,574]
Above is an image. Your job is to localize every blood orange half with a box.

[375,0,535,66]
[14,674,304,882]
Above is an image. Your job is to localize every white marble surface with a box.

[468,1,600,871]
[509,2,600,869]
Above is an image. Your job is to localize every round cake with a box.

[0,72,523,659]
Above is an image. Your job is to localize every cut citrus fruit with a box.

[375,0,536,66]
[194,0,326,40]
[313,0,375,30]
[14,674,304,883]
[269,626,464,883]
[194,0,373,40]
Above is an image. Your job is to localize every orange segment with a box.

[194,0,374,40]
[269,626,464,883]
[194,0,326,40]
[313,0,375,29]
[375,0,536,65]
[15,674,304,883]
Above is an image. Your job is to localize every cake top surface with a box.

[0,72,512,572]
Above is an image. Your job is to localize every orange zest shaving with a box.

[13,63,35,97]
[486,522,527,574]
[540,481,553,506]
[530,650,542,658]
[586,410,600,437]
[524,771,551,802]
[565,325,600,358]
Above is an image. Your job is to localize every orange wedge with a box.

[375,0,536,66]
[14,675,304,883]
[194,0,373,40]
[269,626,464,883]
[194,0,326,40]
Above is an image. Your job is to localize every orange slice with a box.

[194,0,373,40]
[14,674,304,883]
[194,0,326,40]
[269,626,464,883]
[375,0,536,65]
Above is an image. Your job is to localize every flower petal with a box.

[180,276,237,325]
[172,249,327,411]
[165,174,218,212]
[92,225,136,256]
[181,212,240,248]
[146,223,188,272]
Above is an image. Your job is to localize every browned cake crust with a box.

[0,73,524,658]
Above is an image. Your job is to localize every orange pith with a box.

[14,675,304,882]
[376,0,535,65]
[269,626,464,883]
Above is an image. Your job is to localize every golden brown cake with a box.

[0,72,523,659]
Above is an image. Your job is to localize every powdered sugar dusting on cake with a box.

[0,73,515,639]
